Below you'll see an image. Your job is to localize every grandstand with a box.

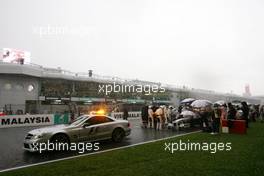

[0,61,261,115]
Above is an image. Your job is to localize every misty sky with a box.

[0,0,264,95]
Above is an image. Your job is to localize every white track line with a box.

[0,130,201,173]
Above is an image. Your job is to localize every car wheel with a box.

[51,133,70,144]
[112,128,125,143]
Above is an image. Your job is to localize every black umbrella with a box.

[181,98,195,104]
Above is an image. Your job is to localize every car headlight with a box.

[32,134,44,139]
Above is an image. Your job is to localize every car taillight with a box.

[127,122,131,128]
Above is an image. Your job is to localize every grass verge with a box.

[1,123,264,176]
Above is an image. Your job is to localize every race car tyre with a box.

[112,128,125,143]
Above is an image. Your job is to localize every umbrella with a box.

[214,100,226,107]
[232,100,242,108]
[191,99,212,108]
[180,110,196,117]
[181,98,195,104]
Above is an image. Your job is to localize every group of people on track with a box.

[140,100,264,134]
[141,105,175,130]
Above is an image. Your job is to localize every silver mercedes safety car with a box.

[23,114,131,152]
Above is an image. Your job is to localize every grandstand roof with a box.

[0,61,260,101]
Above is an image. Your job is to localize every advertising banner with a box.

[0,114,53,128]
[0,112,138,128]
[111,112,123,119]
[0,114,70,128]
[54,113,69,125]
[2,48,31,64]
[111,111,141,119]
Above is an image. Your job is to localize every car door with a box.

[78,117,98,141]
[79,116,113,141]
[92,116,114,140]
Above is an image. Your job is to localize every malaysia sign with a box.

[0,114,53,128]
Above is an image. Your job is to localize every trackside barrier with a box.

[111,111,141,119]
[0,112,140,128]
[0,114,69,128]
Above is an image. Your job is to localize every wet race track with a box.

[0,118,198,171]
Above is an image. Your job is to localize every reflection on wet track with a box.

[0,118,197,171]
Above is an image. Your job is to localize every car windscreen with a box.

[70,115,88,126]
[84,116,114,126]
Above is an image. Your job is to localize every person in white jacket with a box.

[148,106,154,128]
[155,106,165,130]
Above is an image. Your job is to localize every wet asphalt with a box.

[0,118,198,171]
